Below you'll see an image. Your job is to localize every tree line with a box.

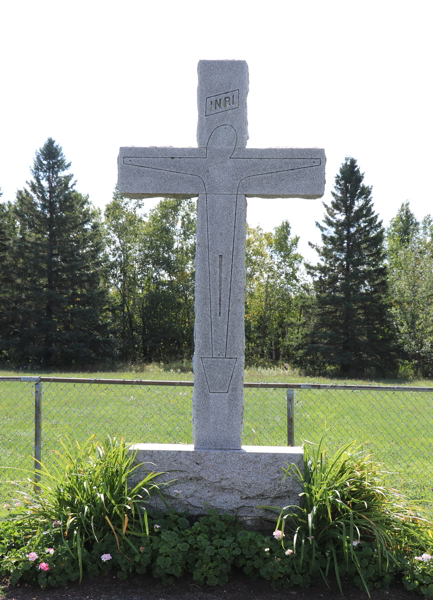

[1,139,432,377]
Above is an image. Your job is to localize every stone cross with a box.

[118,60,325,451]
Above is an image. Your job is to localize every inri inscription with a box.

[206,89,239,115]
[118,60,325,450]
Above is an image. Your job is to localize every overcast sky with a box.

[1,0,431,263]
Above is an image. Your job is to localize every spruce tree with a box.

[4,139,115,367]
[304,157,397,375]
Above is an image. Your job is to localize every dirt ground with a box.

[0,571,420,600]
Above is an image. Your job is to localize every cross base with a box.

[129,443,303,529]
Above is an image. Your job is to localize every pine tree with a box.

[304,157,397,375]
[3,139,115,367]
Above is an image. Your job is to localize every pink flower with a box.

[307,536,314,541]
[139,546,145,552]
[14,502,21,507]
[38,562,50,571]
[273,530,284,540]
[46,548,55,555]
[28,552,38,561]
[352,540,361,546]
[285,548,294,555]
[101,554,112,562]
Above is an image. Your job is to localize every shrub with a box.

[262,436,433,596]
[1,435,164,582]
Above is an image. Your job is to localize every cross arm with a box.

[234,148,325,199]
[118,147,206,199]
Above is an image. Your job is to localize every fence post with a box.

[287,389,295,446]
[34,381,42,492]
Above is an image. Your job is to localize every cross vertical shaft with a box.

[193,61,249,449]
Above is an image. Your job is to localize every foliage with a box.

[262,436,433,596]
[1,139,115,367]
[138,198,196,362]
[403,553,433,597]
[105,194,196,363]
[245,222,304,363]
[303,157,398,376]
[104,190,147,362]
[1,435,164,581]
[387,203,433,378]
[0,198,17,361]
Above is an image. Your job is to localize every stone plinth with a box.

[130,443,303,528]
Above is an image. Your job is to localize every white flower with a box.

[273,530,284,540]
[285,549,294,555]
[352,540,361,546]
[101,553,112,562]
[415,553,432,562]
[264,547,270,552]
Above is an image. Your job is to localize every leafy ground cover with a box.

[1,436,432,599]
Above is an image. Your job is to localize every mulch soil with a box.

[0,571,420,600]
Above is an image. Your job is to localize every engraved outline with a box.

[201,357,237,393]
[121,128,324,371]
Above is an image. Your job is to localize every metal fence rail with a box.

[1,376,432,507]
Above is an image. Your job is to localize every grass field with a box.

[1,365,432,517]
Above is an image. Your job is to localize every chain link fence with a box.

[1,377,432,508]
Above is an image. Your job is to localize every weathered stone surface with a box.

[118,59,325,454]
[117,145,326,200]
[197,60,249,149]
[130,443,303,526]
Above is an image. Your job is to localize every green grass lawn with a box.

[1,365,432,516]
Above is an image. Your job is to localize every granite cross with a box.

[118,60,325,451]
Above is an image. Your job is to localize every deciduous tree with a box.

[387,203,433,377]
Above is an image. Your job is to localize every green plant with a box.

[2,435,164,581]
[262,436,433,597]
[403,553,433,597]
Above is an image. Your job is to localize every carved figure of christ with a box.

[118,60,325,450]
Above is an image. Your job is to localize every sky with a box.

[1,0,432,263]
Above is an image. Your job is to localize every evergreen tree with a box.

[304,157,397,375]
[3,139,115,367]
